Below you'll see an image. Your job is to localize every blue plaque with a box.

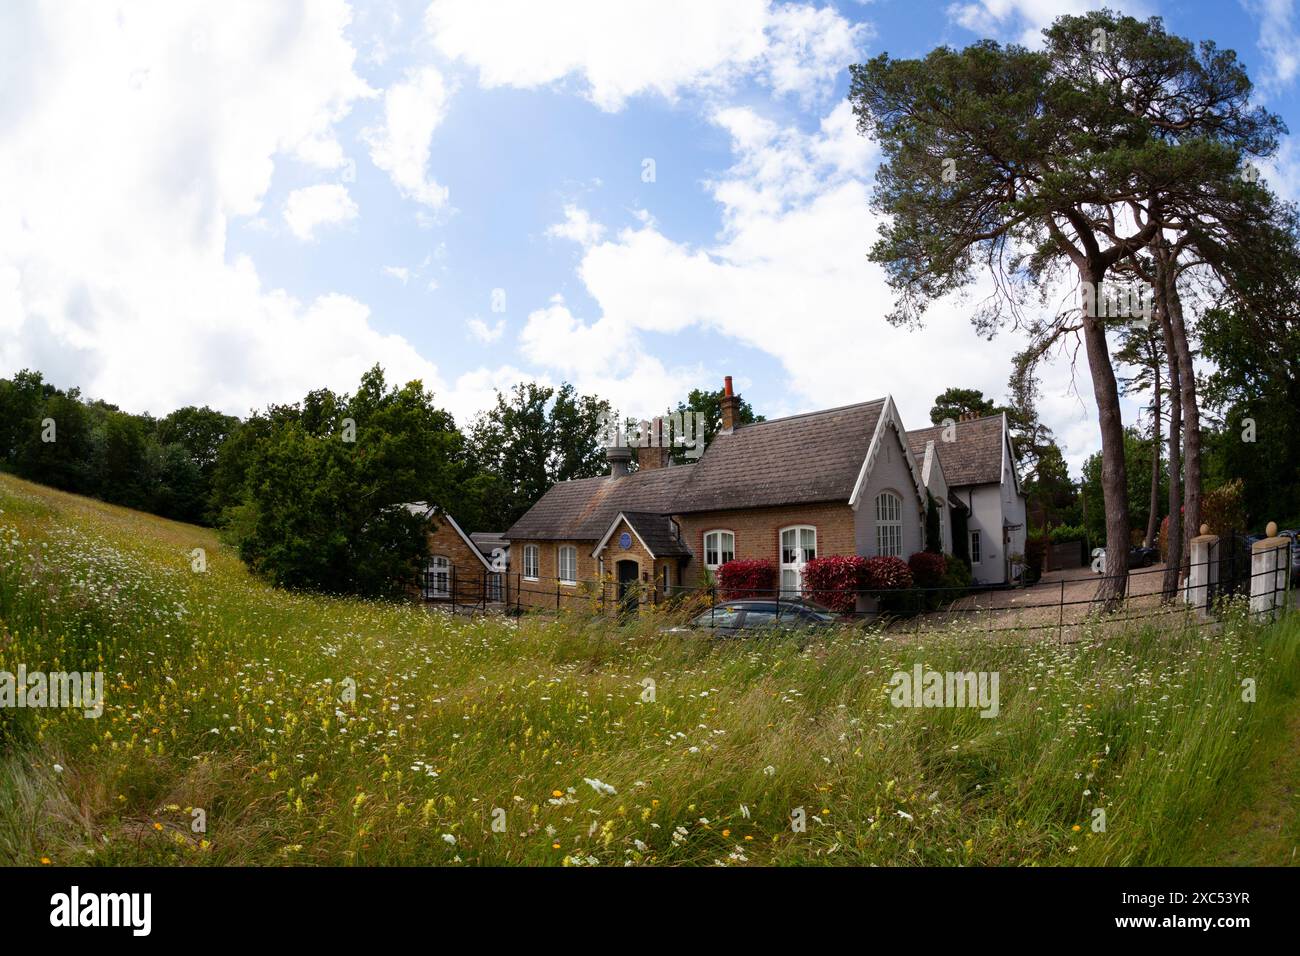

[619,532,632,549]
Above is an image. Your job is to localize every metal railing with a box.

[417,545,1292,638]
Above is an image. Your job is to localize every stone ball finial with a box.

[1267,521,1278,537]
[1199,523,1209,536]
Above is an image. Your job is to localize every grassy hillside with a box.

[1,471,1298,866]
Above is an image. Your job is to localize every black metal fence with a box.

[419,543,1293,638]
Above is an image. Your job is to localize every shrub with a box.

[1202,479,1247,536]
[907,551,947,589]
[941,554,972,591]
[864,556,914,590]
[802,555,870,612]
[715,559,776,600]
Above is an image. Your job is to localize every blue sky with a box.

[2,0,1297,475]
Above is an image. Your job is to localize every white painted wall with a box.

[854,422,925,559]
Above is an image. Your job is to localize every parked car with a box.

[1091,546,1158,572]
[664,598,837,635]
[1129,545,1159,568]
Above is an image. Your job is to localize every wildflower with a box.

[763,766,776,776]
[52,764,63,774]
[584,778,617,796]
[441,834,457,846]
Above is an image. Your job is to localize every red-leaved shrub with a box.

[907,551,947,589]
[802,555,870,612]
[715,559,776,600]
[864,556,914,591]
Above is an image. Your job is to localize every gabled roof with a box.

[905,414,1008,488]
[504,400,890,541]
[405,502,494,571]
[675,399,887,513]
[504,466,694,541]
[592,512,692,559]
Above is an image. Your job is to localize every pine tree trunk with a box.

[1158,287,1183,602]
[1162,262,1201,547]
[1145,357,1161,549]
[1081,265,1131,608]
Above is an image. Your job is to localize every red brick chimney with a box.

[720,375,740,434]
[638,417,670,470]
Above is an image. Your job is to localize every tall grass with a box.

[1,472,1297,866]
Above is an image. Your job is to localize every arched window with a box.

[703,530,735,569]
[523,545,539,580]
[875,491,903,557]
[425,554,450,598]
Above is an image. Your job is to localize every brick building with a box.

[502,377,1001,611]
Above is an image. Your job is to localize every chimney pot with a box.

[724,375,734,398]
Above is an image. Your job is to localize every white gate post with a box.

[1251,521,1290,622]
[1185,525,1218,618]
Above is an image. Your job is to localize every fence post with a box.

[451,566,456,614]
[1185,525,1217,619]
[1251,522,1288,622]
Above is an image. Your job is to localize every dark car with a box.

[1128,545,1159,568]
[665,598,837,635]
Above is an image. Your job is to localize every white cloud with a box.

[383,265,411,283]
[425,0,866,111]
[468,317,505,343]
[546,205,607,246]
[0,1,449,416]
[946,0,1144,47]
[283,184,359,240]
[520,97,1120,472]
[1246,0,1300,92]
[363,65,452,208]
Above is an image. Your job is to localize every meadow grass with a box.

[1,471,1298,866]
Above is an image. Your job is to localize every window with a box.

[938,505,946,553]
[875,491,903,557]
[703,530,735,569]
[557,545,578,584]
[693,605,742,631]
[970,530,982,564]
[523,545,539,580]
[425,555,450,599]
[779,526,816,594]
[487,573,503,602]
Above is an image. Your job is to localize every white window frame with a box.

[426,554,450,599]
[938,505,946,553]
[523,545,539,581]
[970,530,982,564]
[779,525,816,595]
[557,545,578,585]
[703,529,735,570]
[875,491,903,557]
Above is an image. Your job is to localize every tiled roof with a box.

[905,415,1005,487]
[504,466,694,541]
[673,400,886,513]
[469,532,508,556]
[619,512,692,558]
[504,400,887,541]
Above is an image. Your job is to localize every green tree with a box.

[467,382,612,530]
[928,388,997,426]
[667,386,763,464]
[233,366,466,596]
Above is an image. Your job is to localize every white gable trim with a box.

[848,396,928,512]
[1001,412,1024,496]
[591,512,659,560]
[422,506,495,572]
